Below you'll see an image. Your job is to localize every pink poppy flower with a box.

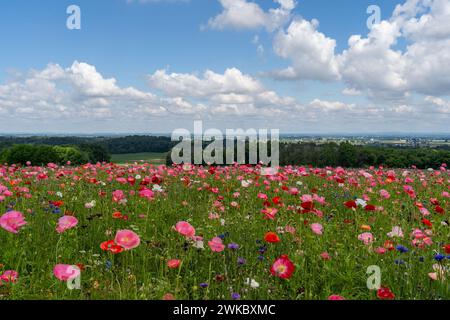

[112,190,125,203]
[0,270,19,283]
[310,223,323,235]
[167,259,181,269]
[174,221,196,238]
[0,211,27,234]
[139,188,154,200]
[320,252,331,260]
[115,230,141,250]
[56,216,78,234]
[328,295,345,300]
[358,232,374,245]
[53,264,80,281]
[208,237,225,252]
[379,189,390,199]
[374,247,386,255]
[261,207,278,220]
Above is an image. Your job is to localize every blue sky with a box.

[0,0,449,133]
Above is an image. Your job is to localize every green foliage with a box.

[280,142,450,168]
[0,145,95,165]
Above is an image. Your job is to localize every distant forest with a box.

[0,135,449,168]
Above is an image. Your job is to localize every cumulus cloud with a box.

[0,61,165,121]
[272,18,340,81]
[147,67,299,116]
[206,0,296,31]
[2,60,448,133]
[219,0,450,101]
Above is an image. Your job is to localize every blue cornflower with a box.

[231,293,241,300]
[396,245,409,253]
[258,246,267,254]
[237,257,247,265]
[228,243,239,250]
[199,283,209,288]
[257,255,265,261]
[434,254,446,262]
[105,260,112,270]
[395,259,405,265]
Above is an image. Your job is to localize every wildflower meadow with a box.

[0,162,449,300]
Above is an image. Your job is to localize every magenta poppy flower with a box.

[328,295,345,300]
[270,255,295,279]
[0,211,27,234]
[139,188,154,200]
[174,221,196,238]
[358,232,374,245]
[53,264,80,281]
[56,216,78,234]
[310,223,323,235]
[112,190,125,203]
[208,237,225,252]
[115,230,141,250]
[0,270,19,283]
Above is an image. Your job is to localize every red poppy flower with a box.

[365,204,376,211]
[435,206,444,214]
[100,240,115,251]
[422,218,432,228]
[272,196,281,205]
[384,240,395,251]
[76,263,85,272]
[430,198,439,205]
[443,244,450,254]
[344,200,357,209]
[301,201,314,210]
[112,211,123,219]
[264,232,281,243]
[100,240,124,254]
[50,201,64,207]
[377,287,395,300]
[270,255,295,279]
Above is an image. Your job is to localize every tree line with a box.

[165,140,450,169]
[1,135,449,168]
[279,142,450,168]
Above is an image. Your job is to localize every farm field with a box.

[111,153,167,165]
[0,163,449,300]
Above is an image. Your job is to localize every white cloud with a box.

[309,99,355,112]
[342,88,362,96]
[147,67,299,116]
[425,96,450,113]
[247,0,450,100]
[148,68,264,97]
[206,0,296,31]
[272,18,340,81]
[0,61,165,121]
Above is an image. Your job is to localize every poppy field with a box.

[0,162,449,300]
